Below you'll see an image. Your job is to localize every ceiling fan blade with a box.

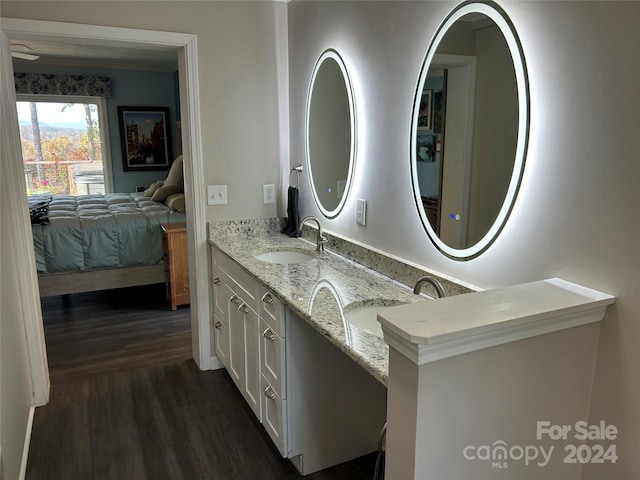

[11,51,40,61]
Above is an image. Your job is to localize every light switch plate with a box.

[263,184,276,204]
[207,185,227,205]
[355,198,366,226]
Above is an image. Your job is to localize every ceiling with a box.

[10,39,179,72]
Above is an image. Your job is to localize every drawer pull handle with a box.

[238,303,249,313]
[263,328,275,341]
[213,277,221,285]
[261,292,274,305]
[264,386,276,400]
[229,294,239,304]
[214,321,223,330]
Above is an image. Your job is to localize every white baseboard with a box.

[19,405,35,480]
[210,355,224,370]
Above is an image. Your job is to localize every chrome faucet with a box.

[413,276,447,298]
[299,216,328,251]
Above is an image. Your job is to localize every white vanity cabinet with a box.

[212,248,262,419]
[258,288,288,455]
[212,277,230,369]
[211,245,385,475]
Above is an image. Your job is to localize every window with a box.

[17,94,113,195]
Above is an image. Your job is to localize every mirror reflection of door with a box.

[419,55,476,249]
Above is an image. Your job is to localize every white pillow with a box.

[164,155,184,189]
[165,193,185,212]
[151,184,182,202]
[144,180,164,197]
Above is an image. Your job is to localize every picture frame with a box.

[118,106,172,171]
[417,89,433,130]
[416,132,436,162]
[432,91,443,134]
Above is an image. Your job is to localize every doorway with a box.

[1,18,212,406]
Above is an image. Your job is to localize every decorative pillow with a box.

[165,193,185,212]
[151,184,182,202]
[29,199,52,225]
[144,180,164,197]
[164,155,184,190]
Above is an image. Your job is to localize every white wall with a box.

[0,0,288,222]
[289,2,639,478]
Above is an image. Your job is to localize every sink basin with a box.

[343,300,407,338]
[254,249,314,265]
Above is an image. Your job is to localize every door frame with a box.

[431,53,476,249]
[1,17,214,405]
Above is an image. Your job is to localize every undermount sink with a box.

[343,300,407,338]
[254,249,315,265]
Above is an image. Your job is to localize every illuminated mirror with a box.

[306,49,356,218]
[411,2,529,259]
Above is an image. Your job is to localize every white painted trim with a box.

[382,278,614,366]
[18,405,35,480]
[179,36,212,369]
[1,19,212,386]
[0,17,195,49]
[0,30,50,406]
[210,355,225,371]
[384,306,608,366]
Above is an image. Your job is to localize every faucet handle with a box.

[317,236,328,252]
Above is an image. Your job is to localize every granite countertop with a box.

[208,220,427,386]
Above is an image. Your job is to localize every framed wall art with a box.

[118,106,172,171]
[417,89,432,130]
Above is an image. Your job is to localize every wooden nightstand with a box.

[161,223,190,310]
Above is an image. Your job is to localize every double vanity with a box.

[209,219,614,478]
[209,218,407,474]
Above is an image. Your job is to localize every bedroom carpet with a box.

[27,285,376,480]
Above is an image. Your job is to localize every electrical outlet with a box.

[207,185,227,205]
[263,184,276,204]
[355,198,366,226]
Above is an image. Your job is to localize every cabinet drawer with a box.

[213,248,259,311]
[260,374,287,457]
[259,287,285,337]
[260,318,285,398]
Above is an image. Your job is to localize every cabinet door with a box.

[227,289,245,389]
[212,274,227,321]
[213,316,230,369]
[241,301,261,419]
[261,374,287,456]
[260,318,285,397]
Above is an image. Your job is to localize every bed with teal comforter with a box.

[31,193,186,274]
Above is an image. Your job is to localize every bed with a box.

[30,192,186,297]
[30,155,188,297]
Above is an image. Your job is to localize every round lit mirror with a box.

[306,49,356,218]
[411,2,529,259]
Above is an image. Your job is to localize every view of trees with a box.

[20,101,104,196]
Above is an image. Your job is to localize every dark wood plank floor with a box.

[28,285,377,480]
[41,284,192,385]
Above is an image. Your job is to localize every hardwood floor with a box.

[41,284,192,385]
[28,285,377,480]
